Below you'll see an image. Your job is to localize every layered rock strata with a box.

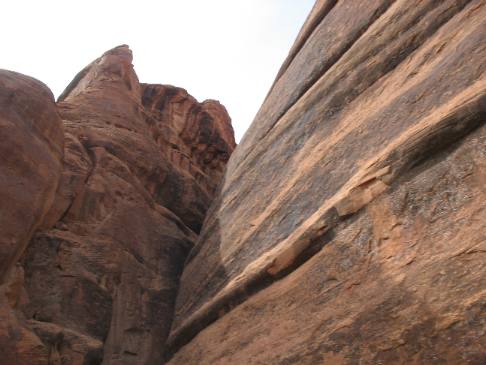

[0,45,235,364]
[167,1,486,363]
[1,1,485,363]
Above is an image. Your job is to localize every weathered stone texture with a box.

[1,1,485,363]
[170,125,486,364]
[141,84,235,233]
[168,1,486,363]
[0,71,64,365]
[0,45,235,364]
[0,71,64,282]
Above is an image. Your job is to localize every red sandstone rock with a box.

[141,84,235,232]
[2,1,485,364]
[0,71,64,281]
[167,1,486,363]
[0,71,64,364]
[0,45,235,364]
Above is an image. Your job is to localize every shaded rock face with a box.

[140,84,235,233]
[0,71,64,282]
[0,70,64,365]
[2,1,485,364]
[167,0,486,364]
[0,45,235,364]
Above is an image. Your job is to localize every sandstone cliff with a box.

[167,1,486,364]
[1,1,485,364]
[0,45,235,364]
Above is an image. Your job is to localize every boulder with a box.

[0,70,63,363]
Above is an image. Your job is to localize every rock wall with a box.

[1,1,485,364]
[0,70,64,365]
[0,46,235,364]
[167,0,486,364]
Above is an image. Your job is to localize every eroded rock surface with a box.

[0,45,235,364]
[0,71,64,281]
[141,84,235,233]
[0,70,64,365]
[168,0,486,363]
[1,1,485,364]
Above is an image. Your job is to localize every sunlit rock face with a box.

[0,45,235,365]
[167,0,486,364]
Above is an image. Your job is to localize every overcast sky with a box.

[1,0,314,141]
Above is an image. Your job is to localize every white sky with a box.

[1,0,314,141]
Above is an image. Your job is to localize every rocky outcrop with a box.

[0,45,235,364]
[167,1,486,364]
[140,84,235,233]
[0,71,64,282]
[2,1,485,364]
[0,70,64,365]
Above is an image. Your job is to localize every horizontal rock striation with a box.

[168,0,486,363]
[0,45,235,364]
[1,1,485,363]
[140,84,235,233]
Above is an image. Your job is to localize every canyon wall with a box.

[167,0,486,364]
[0,46,235,364]
[1,1,485,364]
